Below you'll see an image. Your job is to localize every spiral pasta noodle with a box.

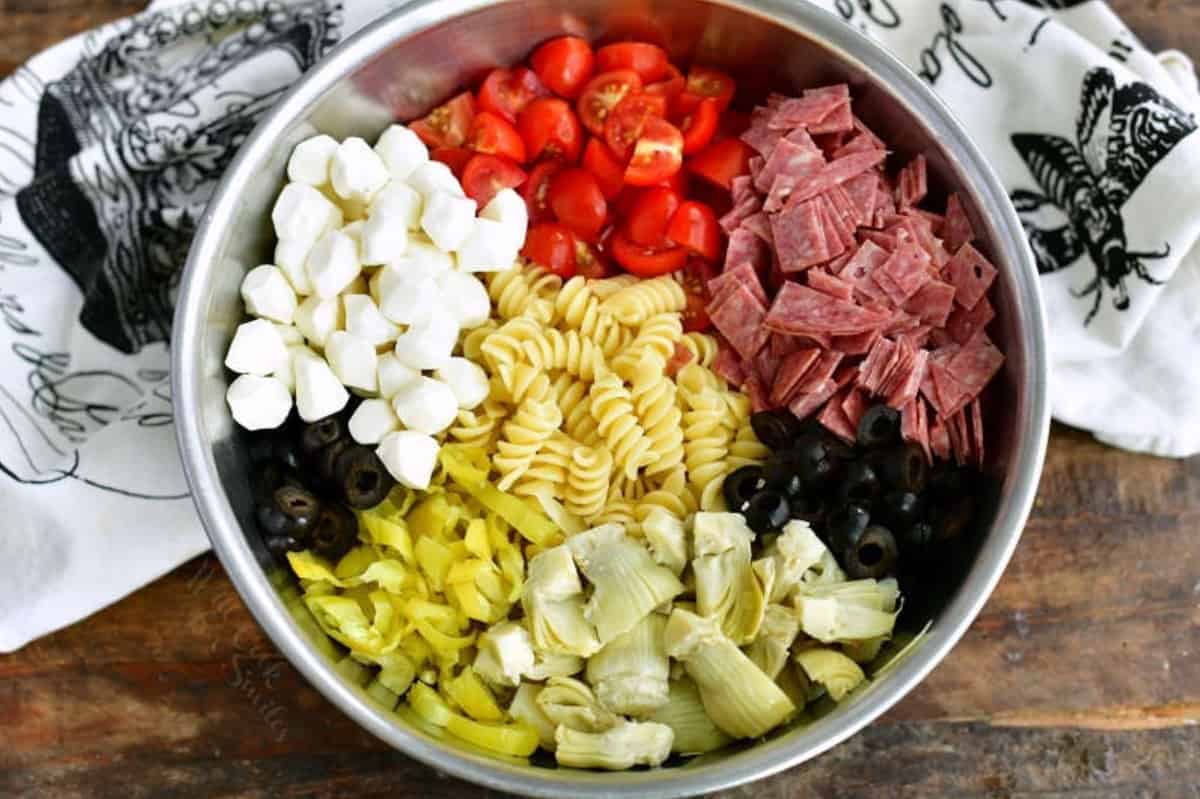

[487,264,559,323]
[564,445,613,518]
[550,372,600,446]
[494,398,562,491]
[481,316,543,373]
[521,328,609,382]
[682,387,732,503]
[588,274,639,300]
[628,351,684,476]
[588,373,658,480]
[447,400,507,450]
[599,276,687,326]
[635,465,698,522]
[493,361,553,405]
[460,319,499,361]
[680,332,720,368]
[553,277,630,359]
[727,419,770,469]
[611,312,682,379]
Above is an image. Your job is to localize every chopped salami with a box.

[753,346,780,386]
[742,211,774,245]
[883,309,921,336]
[872,183,897,226]
[857,337,896,395]
[832,132,882,160]
[783,150,889,208]
[818,197,852,260]
[818,390,857,443]
[771,198,830,272]
[822,191,858,251]
[768,91,848,131]
[886,348,929,409]
[765,283,891,337]
[807,268,855,301]
[748,155,766,182]
[945,295,995,345]
[712,341,746,388]
[810,101,854,136]
[770,331,803,360]
[947,407,973,466]
[710,283,771,361]
[744,373,771,413]
[851,114,887,151]
[943,193,975,253]
[842,387,870,433]
[838,239,890,284]
[794,350,844,395]
[943,243,999,310]
[719,195,762,234]
[832,329,880,355]
[946,334,1005,398]
[904,280,957,327]
[842,172,880,227]
[880,240,934,301]
[895,154,928,209]
[666,341,695,377]
[770,347,822,406]
[788,378,839,421]
[860,228,899,252]
[969,397,985,469]
[731,175,756,206]
[754,135,825,193]
[870,264,911,307]
[929,414,952,461]
[740,116,785,157]
[710,260,768,306]
[898,324,933,349]
[724,227,770,275]
[915,209,946,237]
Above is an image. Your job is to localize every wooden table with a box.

[3,2,1199,796]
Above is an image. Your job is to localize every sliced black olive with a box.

[256,485,321,539]
[263,534,305,558]
[825,503,870,552]
[786,435,838,487]
[931,495,974,542]
[900,520,936,557]
[311,504,359,561]
[761,459,803,498]
[750,410,805,452]
[857,405,901,449]
[317,438,352,486]
[722,465,764,513]
[876,490,924,530]
[252,459,306,506]
[336,445,397,509]
[744,490,791,533]
[877,443,930,493]
[302,417,346,455]
[838,460,880,505]
[789,493,826,524]
[928,463,970,500]
[844,525,898,579]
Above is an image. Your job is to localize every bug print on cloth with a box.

[1010,67,1197,325]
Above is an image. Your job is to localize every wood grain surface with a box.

[2,2,1199,797]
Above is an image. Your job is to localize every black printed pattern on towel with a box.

[14,1,342,355]
[1010,67,1197,325]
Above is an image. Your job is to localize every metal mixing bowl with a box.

[172,0,1050,794]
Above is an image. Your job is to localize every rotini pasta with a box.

[636,465,698,522]
[682,387,732,503]
[680,332,720,368]
[447,400,507,449]
[522,328,609,382]
[550,372,600,446]
[494,361,553,405]
[611,312,682,379]
[460,319,499,361]
[564,445,613,518]
[494,399,562,491]
[588,373,658,480]
[599,276,687,326]
[628,351,684,476]
[553,277,630,359]
[481,316,544,373]
[487,263,560,322]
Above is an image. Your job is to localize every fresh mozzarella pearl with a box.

[360,207,410,265]
[435,270,491,328]
[325,331,379,393]
[377,352,420,399]
[293,348,350,422]
[407,160,464,199]
[275,237,315,295]
[343,294,399,347]
[348,398,400,444]
[401,236,456,276]
[391,376,458,434]
[374,125,429,180]
[435,357,490,409]
[274,324,305,347]
[420,191,477,252]
[330,137,389,203]
[241,264,298,324]
[272,183,342,244]
[376,430,439,490]
[306,229,361,299]
[392,310,459,370]
[455,217,521,273]
[225,319,289,376]
[379,273,442,326]
[286,134,339,186]
[226,374,292,431]
[294,294,343,348]
[480,187,528,250]
[369,181,423,231]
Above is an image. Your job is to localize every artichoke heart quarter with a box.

[794,648,866,702]
[554,719,674,770]
[758,520,831,602]
[793,578,899,644]
[648,676,733,755]
[663,608,795,739]
[536,676,620,733]
[692,512,767,644]
[567,524,684,645]
[744,604,801,680]
[586,613,670,716]
[523,545,601,657]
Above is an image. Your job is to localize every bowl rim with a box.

[172,0,1050,795]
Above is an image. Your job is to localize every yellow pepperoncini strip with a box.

[442,667,505,722]
[445,714,540,758]
[440,445,563,547]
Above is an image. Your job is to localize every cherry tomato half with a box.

[461,154,527,207]
[522,222,577,278]
[686,137,753,190]
[644,63,686,108]
[410,92,475,148]
[522,159,565,223]
[577,69,643,136]
[681,66,737,113]
[517,97,582,162]
[610,230,688,277]
[624,117,684,186]
[595,42,669,83]
[625,186,681,247]
[530,36,595,99]
[477,67,549,123]
[468,110,528,163]
[430,147,473,178]
[574,237,616,279]
[604,93,668,161]
[679,258,719,332]
[667,200,721,261]
[548,167,608,241]
[679,98,719,155]
[581,138,627,200]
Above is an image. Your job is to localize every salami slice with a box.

[788,378,839,421]
[743,372,771,413]
[765,283,891,336]
[712,341,747,387]
[809,100,854,136]
[740,115,785,157]
[832,132,882,160]
[719,194,762,234]
[753,346,780,386]
[731,175,756,206]
[857,337,897,395]
[929,413,952,461]
[724,227,770,275]
[860,228,899,252]
[838,239,890,284]
[709,261,768,308]
[754,136,825,193]
[768,92,847,130]
[943,193,975,253]
[710,283,771,361]
[895,154,928,209]
[886,348,929,409]
[969,396,985,468]
[666,341,695,377]
[842,172,880,227]
[818,389,857,443]
[770,332,803,360]
[915,209,946,238]
[770,347,823,406]
[742,212,774,245]
[783,150,889,208]
[832,329,880,355]
[851,114,887,151]
[771,198,830,272]
[945,295,995,345]
[807,268,855,301]
[821,192,857,252]
[903,280,957,327]
[794,350,844,395]
[946,334,1005,398]
[880,240,934,301]
[943,243,999,310]
[842,388,869,433]
[870,264,911,307]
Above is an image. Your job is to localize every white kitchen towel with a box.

[0,0,1196,652]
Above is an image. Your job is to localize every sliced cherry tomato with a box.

[521,222,577,278]
[679,98,719,155]
[581,138,627,200]
[610,230,688,277]
[461,154,527,207]
[522,159,565,223]
[430,147,473,178]
[604,93,667,160]
[468,111,528,163]
[574,237,616,279]
[530,36,595,99]
[624,117,684,186]
[644,63,686,106]
[660,167,690,196]
[577,70,643,135]
[686,137,753,190]
[680,66,737,113]
[517,97,582,162]
[409,92,475,148]
[477,67,549,123]
[595,42,669,83]
[667,200,721,261]
[679,258,719,332]
[548,167,608,241]
[625,186,681,247]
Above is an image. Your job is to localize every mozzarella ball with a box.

[377,352,420,399]
[295,294,343,348]
[293,349,350,422]
[379,272,441,326]
[306,229,361,299]
[435,270,492,329]
[391,376,458,434]
[225,319,289,376]
[272,183,343,244]
[226,374,292,430]
[343,294,399,347]
[275,237,315,295]
[480,187,528,250]
[421,191,477,252]
[349,398,400,445]
[330,137,389,203]
[241,265,298,324]
[376,430,439,490]
[407,160,464,199]
[369,181,423,231]
[325,331,379,393]
[392,310,459,370]
[361,207,410,265]
[435,357,490,409]
[456,217,521,273]
[374,125,429,180]
[287,134,339,186]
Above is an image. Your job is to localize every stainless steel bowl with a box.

[172,1,1050,795]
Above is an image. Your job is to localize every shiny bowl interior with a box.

[172,0,1050,795]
